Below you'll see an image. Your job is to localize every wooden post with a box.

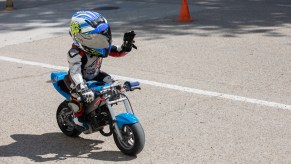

[5,0,14,11]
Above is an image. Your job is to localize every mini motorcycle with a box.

[51,71,145,155]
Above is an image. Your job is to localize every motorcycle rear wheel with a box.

[113,123,145,156]
[56,101,82,137]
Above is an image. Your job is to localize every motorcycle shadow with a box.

[0,132,136,162]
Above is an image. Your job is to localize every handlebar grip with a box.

[129,81,140,87]
[124,81,140,91]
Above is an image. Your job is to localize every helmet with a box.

[70,11,112,57]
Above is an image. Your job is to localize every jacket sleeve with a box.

[67,48,85,88]
[109,45,128,57]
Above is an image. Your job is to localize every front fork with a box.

[106,104,123,140]
[106,96,135,141]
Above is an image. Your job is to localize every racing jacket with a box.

[67,44,127,89]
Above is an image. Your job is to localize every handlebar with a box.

[100,81,141,92]
[77,81,140,102]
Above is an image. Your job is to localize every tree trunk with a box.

[5,0,14,10]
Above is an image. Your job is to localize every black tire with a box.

[113,123,145,156]
[56,101,81,137]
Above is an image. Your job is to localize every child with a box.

[65,11,136,130]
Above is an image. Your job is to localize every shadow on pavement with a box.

[0,0,73,10]
[0,0,291,39]
[0,132,136,162]
[124,0,291,39]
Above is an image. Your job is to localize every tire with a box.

[56,101,81,137]
[113,123,145,156]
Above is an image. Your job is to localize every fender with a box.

[116,113,139,129]
[51,71,70,100]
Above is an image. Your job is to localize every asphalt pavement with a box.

[0,0,291,163]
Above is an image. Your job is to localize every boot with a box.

[68,98,88,131]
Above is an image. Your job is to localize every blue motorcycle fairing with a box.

[51,71,70,100]
[116,113,139,129]
[51,71,111,100]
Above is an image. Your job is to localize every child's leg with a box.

[94,71,115,84]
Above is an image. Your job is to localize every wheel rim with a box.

[57,107,74,132]
[118,125,135,150]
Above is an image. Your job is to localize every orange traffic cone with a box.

[178,0,191,22]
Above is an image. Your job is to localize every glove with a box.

[76,84,94,103]
[122,31,137,52]
[80,89,94,103]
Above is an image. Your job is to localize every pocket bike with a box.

[51,71,145,155]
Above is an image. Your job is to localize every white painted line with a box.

[1,55,291,111]
[0,56,69,71]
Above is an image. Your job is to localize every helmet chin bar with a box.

[82,46,110,58]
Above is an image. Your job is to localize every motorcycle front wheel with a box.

[113,123,145,156]
[56,101,81,137]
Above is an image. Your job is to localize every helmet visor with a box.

[75,24,112,49]
[76,33,111,49]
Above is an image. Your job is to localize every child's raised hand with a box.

[122,31,137,52]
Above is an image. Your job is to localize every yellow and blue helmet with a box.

[70,11,112,57]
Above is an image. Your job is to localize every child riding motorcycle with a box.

[63,11,137,130]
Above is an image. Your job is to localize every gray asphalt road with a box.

[0,0,291,163]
